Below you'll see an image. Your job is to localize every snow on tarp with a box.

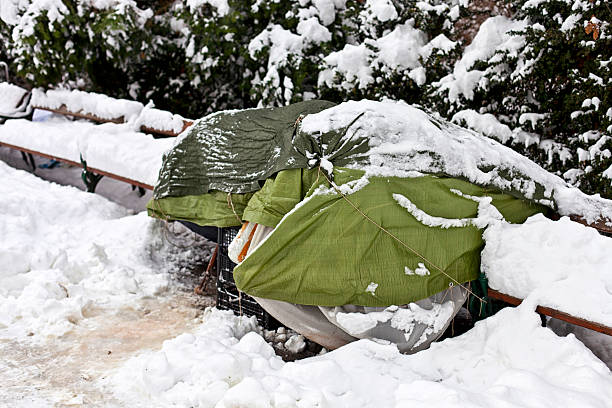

[298,99,612,225]
[451,109,575,169]
[0,116,174,186]
[0,82,28,115]
[482,214,612,327]
[0,161,168,339]
[31,88,144,122]
[110,307,612,407]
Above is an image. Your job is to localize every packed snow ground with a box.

[0,158,214,406]
[0,154,611,407]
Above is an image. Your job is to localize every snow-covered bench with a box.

[487,289,612,336]
[0,87,189,191]
[30,88,193,137]
[481,214,612,336]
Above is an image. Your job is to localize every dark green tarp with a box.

[154,100,336,198]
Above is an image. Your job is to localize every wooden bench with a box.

[0,87,192,192]
[483,218,612,337]
[487,289,612,336]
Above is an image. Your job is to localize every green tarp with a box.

[148,101,550,307]
[154,100,336,198]
[234,168,545,307]
[149,166,546,306]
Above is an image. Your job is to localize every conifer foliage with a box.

[0,0,610,197]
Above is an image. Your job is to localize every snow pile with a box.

[31,88,144,122]
[298,99,612,224]
[110,306,612,407]
[0,161,169,339]
[482,214,612,327]
[0,82,28,114]
[0,116,175,185]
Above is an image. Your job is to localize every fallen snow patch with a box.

[109,305,612,407]
[0,161,169,340]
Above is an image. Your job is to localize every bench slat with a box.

[35,104,192,138]
[488,288,612,336]
[140,120,193,138]
[33,105,125,124]
[569,215,612,236]
[0,140,153,190]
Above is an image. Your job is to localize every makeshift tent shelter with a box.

[148,100,612,351]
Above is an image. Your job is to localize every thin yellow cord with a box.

[227,193,242,224]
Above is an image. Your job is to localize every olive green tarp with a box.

[238,168,546,307]
[148,101,549,307]
[149,167,546,307]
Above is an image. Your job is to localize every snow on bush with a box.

[1,0,610,198]
[1,0,152,94]
[441,0,612,198]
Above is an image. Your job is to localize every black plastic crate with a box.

[216,284,279,329]
[216,227,280,330]
[218,251,236,283]
[220,226,240,249]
